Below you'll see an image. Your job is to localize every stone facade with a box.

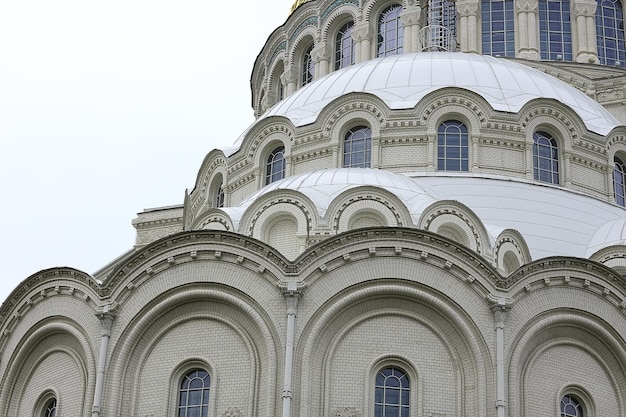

[1,1,626,417]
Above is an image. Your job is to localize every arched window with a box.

[614,155,626,206]
[377,5,404,57]
[539,0,572,61]
[42,398,57,417]
[482,0,515,57]
[343,126,372,168]
[374,367,410,417]
[266,146,286,184]
[437,120,469,171]
[597,0,626,67]
[533,131,559,184]
[178,369,210,417]
[561,394,584,417]
[302,44,314,86]
[215,181,225,208]
[335,22,355,70]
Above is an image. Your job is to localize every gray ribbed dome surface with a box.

[264,52,619,135]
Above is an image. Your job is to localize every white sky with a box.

[0,0,289,304]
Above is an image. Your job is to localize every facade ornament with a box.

[222,407,244,417]
[334,407,361,417]
[516,0,538,12]
[351,22,371,42]
[456,1,479,17]
[574,1,597,16]
[400,9,421,26]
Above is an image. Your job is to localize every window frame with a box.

[374,366,411,417]
[481,0,515,57]
[539,0,573,61]
[377,4,404,57]
[614,155,626,206]
[532,130,560,184]
[266,145,286,185]
[335,21,355,70]
[596,0,626,67]
[301,44,315,86]
[437,119,469,172]
[177,368,211,417]
[342,125,372,168]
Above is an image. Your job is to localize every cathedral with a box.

[2,0,626,416]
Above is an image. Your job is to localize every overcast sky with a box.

[0,0,289,304]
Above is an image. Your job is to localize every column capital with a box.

[516,0,538,12]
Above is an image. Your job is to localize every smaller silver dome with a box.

[264,52,619,135]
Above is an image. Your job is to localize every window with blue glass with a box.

[437,120,469,171]
[596,0,626,67]
[266,146,286,184]
[561,394,583,417]
[374,367,410,417]
[343,126,372,168]
[178,369,210,417]
[335,22,355,70]
[533,131,559,184]
[539,0,572,61]
[302,44,314,86]
[377,5,404,57]
[614,155,626,206]
[428,0,457,49]
[482,0,515,57]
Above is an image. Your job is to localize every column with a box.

[400,9,422,53]
[311,41,331,78]
[352,23,372,63]
[517,0,539,60]
[457,1,480,53]
[92,308,116,417]
[491,300,511,417]
[573,0,598,63]
[281,282,302,417]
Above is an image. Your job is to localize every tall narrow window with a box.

[302,45,314,86]
[482,0,515,57]
[178,369,210,417]
[438,120,469,171]
[539,0,572,61]
[596,0,626,67]
[215,181,225,208]
[43,398,57,417]
[614,156,626,206]
[533,131,559,184]
[428,0,457,50]
[343,126,372,168]
[561,394,584,417]
[375,367,410,417]
[266,146,286,184]
[335,22,355,70]
[377,5,404,57]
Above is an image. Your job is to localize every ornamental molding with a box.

[292,146,334,163]
[323,99,386,135]
[400,9,421,25]
[333,407,361,417]
[422,205,485,255]
[574,2,596,16]
[321,0,359,22]
[221,407,244,417]
[247,197,313,237]
[269,41,287,68]
[520,106,579,141]
[333,194,404,229]
[456,2,479,17]
[289,16,319,44]
[516,0,538,12]
[419,92,488,125]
